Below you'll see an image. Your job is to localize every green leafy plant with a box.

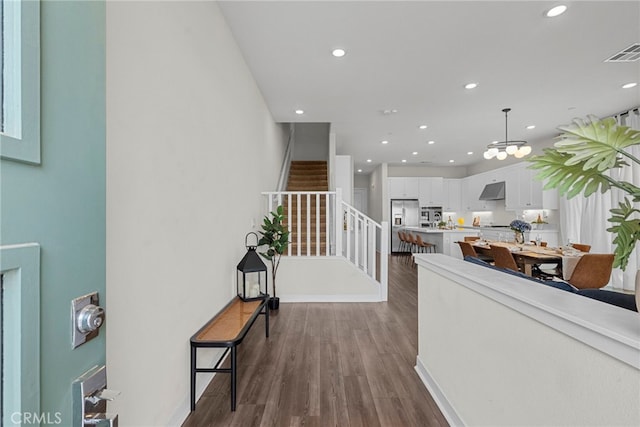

[258,205,290,299]
[528,115,640,270]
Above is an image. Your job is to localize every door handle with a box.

[73,365,120,427]
[84,413,118,427]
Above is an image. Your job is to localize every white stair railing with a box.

[262,190,389,300]
[340,199,389,301]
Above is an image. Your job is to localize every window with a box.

[0,0,40,164]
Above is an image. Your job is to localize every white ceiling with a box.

[219,1,640,173]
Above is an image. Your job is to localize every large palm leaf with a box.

[554,116,640,171]
[528,116,640,270]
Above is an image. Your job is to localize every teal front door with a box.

[1,1,106,425]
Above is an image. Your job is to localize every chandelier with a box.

[483,108,532,160]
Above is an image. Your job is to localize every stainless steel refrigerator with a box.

[390,199,419,252]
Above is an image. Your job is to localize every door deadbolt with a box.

[72,292,105,348]
[77,304,105,333]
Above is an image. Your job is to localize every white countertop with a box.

[401,226,559,233]
[458,225,559,232]
[401,226,471,233]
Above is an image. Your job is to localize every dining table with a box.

[471,240,584,278]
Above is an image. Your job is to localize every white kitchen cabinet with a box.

[418,177,444,206]
[505,163,558,210]
[442,179,461,212]
[443,231,478,259]
[461,173,497,211]
[388,177,419,199]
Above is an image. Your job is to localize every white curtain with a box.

[559,108,640,290]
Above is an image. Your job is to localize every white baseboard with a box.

[280,294,382,302]
[169,350,227,426]
[414,356,464,427]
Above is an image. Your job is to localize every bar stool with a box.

[397,231,408,253]
[404,233,417,264]
[415,234,436,253]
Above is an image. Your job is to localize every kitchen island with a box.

[401,227,476,258]
[401,226,560,258]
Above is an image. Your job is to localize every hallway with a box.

[183,255,447,426]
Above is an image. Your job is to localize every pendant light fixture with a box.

[483,108,532,160]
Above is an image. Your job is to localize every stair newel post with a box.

[380,221,389,301]
[335,188,343,257]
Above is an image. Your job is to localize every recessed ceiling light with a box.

[366,159,372,163]
[295,109,304,115]
[412,151,418,155]
[401,159,407,163]
[467,151,473,155]
[332,48,346,58]
[546,5,567,17]
[382,109,398,115]
[449,160,455,163]
[427,140,435,145]
[622,82,638,89]
[419,125,428,129]
[357,169,362,173]
[526,125,536,130]
[464,82,478,89]
[381,140,389,144]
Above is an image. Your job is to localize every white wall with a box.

[368,163,386,223]
[276,257,380,302]
[387,164,467,178]
[106,2,287,425]
[335,155,353,204]
[354,174,369,189]
[293,123,329,160]
[415,255,640,426]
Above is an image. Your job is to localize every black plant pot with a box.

[268,297,280,310]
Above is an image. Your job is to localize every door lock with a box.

[78,304,105,333]
[72,292,105,348]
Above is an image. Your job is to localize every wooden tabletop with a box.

[473,241,562,259]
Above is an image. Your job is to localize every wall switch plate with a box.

[71,291,104,349]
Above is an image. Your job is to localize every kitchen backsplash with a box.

[444,202,558,229]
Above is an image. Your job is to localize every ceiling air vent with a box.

[605,43,640,62]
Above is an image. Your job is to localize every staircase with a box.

[285,161,328,255]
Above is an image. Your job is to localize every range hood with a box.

[479,181,505,200]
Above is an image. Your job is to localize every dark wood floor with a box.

[183,254,448,426]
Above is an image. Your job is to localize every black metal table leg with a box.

[230,345,237,411]
[190,345,196,411]
[265,301,269,338]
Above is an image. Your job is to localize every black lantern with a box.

[236,232,268,301]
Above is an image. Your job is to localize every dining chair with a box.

[571,243,591,252]
[464,236,480,242]
[490,245,520,272]
[458,241,493,263]
[567,254,614,289]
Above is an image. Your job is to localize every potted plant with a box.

[258,205,290,310]
[510,219,531,244]
[528,115,640,308]
[529,115,640,269]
